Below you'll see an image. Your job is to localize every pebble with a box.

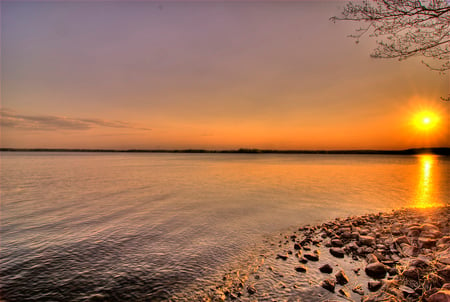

[295,265,307,273]
[365,262,387,279]
[335,270,349,285]
[321,279,335,292]
[319,264,333,274]
[368,280,383,292]
[329,247,345,258]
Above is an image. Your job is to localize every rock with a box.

[420,223,440,232]
[427,289,450,302]
[276,253,288,260]
[352,284,364,295]
[411,257,430,268]
[330,247,345,258]
[321,279,335,292]
[335,270,349,285]
[331,239,344,247]
[419,237,438,249]
[319,264,333,274]
[294,243,301,250]
[338,288,350,297]
[368,280,383,292]
[299,257,308,264]
[394,236,410,245]
[295,265,307,273]
[366,254,378,264]
[304,252,319,261]
[402,267,420,279]
[365,262,387,279]
[247,285,256,295]
[359,235,375,246]
[438,266,450,282]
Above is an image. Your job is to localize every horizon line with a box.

[1,147,449,155]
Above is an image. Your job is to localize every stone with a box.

[331,239,344,247]
[365,262,387,279]
[338,288,350,297]
[394,236,410,245]
[295,265,307,273]
[402,267,420,279]
[321,279,335,292]
[294,243,301,250]
[330,247,345,258]
[427,289,450,302]
[276,253,288,260]
[304,252,319,261]
[319,264,333,274]
[359,235,376,246]
[419,237,438,249]
[335,270,349,285]
[368,280,383,292]
[366,254,378,264]
[352,285,364,295]
[247,285,256,295]
[438,266,450,282]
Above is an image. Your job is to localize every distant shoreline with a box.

[1,147,449,155]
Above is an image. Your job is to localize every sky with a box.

[1,0,449,150]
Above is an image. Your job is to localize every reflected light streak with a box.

[412,155,443,208]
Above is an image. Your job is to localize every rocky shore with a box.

[202,206,450,301]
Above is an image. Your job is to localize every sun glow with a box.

[413,111,439,131]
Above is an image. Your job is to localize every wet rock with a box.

[365,262,387,279]
[402,267,420,279]
[394,235,410,246]
[352,284,364,295]
[330,247,345,258]
[321,279,335,292]
[438,266,450,282]
[247,285,256,295]
[427,289,450,302]
[366,254,379,264]
[338,288,350,297]
[319,264,333,274]
[419,237,438,249]
[335,270,349,285]
[304,252,319,261]
[299,257,308,264]
[359,235,376,246]
[368,280,383,292]
[295,265,307,273]
[331,239,344,247]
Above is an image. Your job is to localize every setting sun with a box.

[413,111,440,130]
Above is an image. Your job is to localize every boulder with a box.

[321,279,335,292]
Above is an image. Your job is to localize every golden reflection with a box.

[412,155,443,208]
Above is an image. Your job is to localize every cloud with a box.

[0,108,151,131]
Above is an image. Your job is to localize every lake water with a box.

[0,152,448,301]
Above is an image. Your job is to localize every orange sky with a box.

[1,1,449,150]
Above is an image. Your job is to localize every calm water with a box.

[0,152,448,301]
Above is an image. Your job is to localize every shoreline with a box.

[200,206,450,301]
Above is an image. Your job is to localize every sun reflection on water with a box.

[412,155,443,208]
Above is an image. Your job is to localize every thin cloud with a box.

[0,108,151,131]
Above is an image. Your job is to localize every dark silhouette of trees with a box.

[331,0,449,71]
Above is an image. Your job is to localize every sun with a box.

[413,111,439,131]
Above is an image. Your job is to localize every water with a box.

[0,152,448,301]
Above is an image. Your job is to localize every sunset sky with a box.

[1,1,449,150]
